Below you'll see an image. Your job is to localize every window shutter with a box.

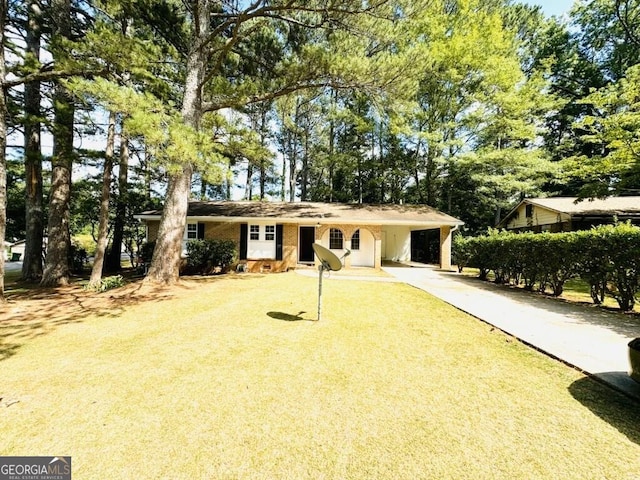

[197,222,205,240]
[240,223,248,260]
[276,224,283,260]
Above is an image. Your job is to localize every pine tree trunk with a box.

[143,148,152,200]
[0,0,8,302]
[259,107,267,201]
[280,132,287,201]
[89,111,116,286]
[244,162,253,200]
[105,129,129,272]
[22,0,44,281]
[146,0,209,285]
[288,131,297,203]
[41,0,74,287]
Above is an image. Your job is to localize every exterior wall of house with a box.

[146,221,161,242]
[382,226,412,262]
[505,204,570,231]
[316,224,382,269]
[239,223,298,273]
[143,219,459,272]
[204,222,239,242]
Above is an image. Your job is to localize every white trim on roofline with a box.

[133,214,462,227]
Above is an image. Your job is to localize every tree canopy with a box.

[1,0,639,294]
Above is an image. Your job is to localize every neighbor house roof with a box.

[527,197,640,215]
[136,201,464,227]
[498,196,640,228]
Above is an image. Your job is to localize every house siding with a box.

[382,225,412,262]
[316,224,382,269]
[240,223,298,273]
[203,222,239,242]
[506,204,570,231]
[146,221,160,242]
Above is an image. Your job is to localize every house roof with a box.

[136,201,464,227]
[498,196,640,227]
[529,197,640,214]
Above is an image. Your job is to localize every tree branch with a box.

[615,0,640,48]
[3,67,109,89]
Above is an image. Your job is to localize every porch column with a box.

[375,237,382,269]
[439,225,453,271]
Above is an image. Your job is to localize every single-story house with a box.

[8,239,26,260]
[135,201,464,272]
[497,196,640,233]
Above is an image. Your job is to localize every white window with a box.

[265,225,275,241]
[187,223,198,240]
[183,223,198,257]
[247,223,276,259]
[250,225,260,241]
[351,230,360,250]
[329,228,344,250]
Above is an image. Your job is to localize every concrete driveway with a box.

[383,263,640,401]
[4,261,22,273]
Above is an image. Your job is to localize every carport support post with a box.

[439,225,452,271]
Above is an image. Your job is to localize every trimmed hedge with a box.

[185,239,237,275]
[453,223,640,311]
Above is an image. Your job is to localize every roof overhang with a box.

[134,214,462,228]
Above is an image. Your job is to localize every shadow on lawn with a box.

[569,376,640,446]
[1,279,183,362]
[267,311,316,322]
[438,272,640,339]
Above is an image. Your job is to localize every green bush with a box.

[68,242,88,274]
[600,223,640,311]
[85,275,126,293]
[456,223,640,310]
[140,241,155,265]
[185,239,237,275]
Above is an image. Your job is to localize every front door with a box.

[299,226,315,263]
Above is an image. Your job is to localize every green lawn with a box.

[1,272,640,479]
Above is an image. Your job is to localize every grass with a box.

[459,267,640,313]
[1,272,640,479]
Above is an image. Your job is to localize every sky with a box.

[522,0,576,18]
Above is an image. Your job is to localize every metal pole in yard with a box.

[317,265,324,321]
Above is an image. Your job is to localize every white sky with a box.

[521,0,576,18]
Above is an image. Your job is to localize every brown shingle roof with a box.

[137,201,464,226]
[527,197,640,215]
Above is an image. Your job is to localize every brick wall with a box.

[146,221,160,242]
[204,222,240,242]
[144,220,384,272]
[243,223,297,273]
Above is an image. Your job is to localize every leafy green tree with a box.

[146,0,396,284]
[563,64,640,197]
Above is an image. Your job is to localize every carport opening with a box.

[411,229,440,265]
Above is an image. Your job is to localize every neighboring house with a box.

[7,237,48,261]
[497,197,640,233]
[135,201,464,272]
[9,240,26,260]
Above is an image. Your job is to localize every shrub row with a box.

[185,239,237,275]
[453,223,640,311]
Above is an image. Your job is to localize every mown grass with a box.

[1,272,640,479]
[460,267,640,313]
